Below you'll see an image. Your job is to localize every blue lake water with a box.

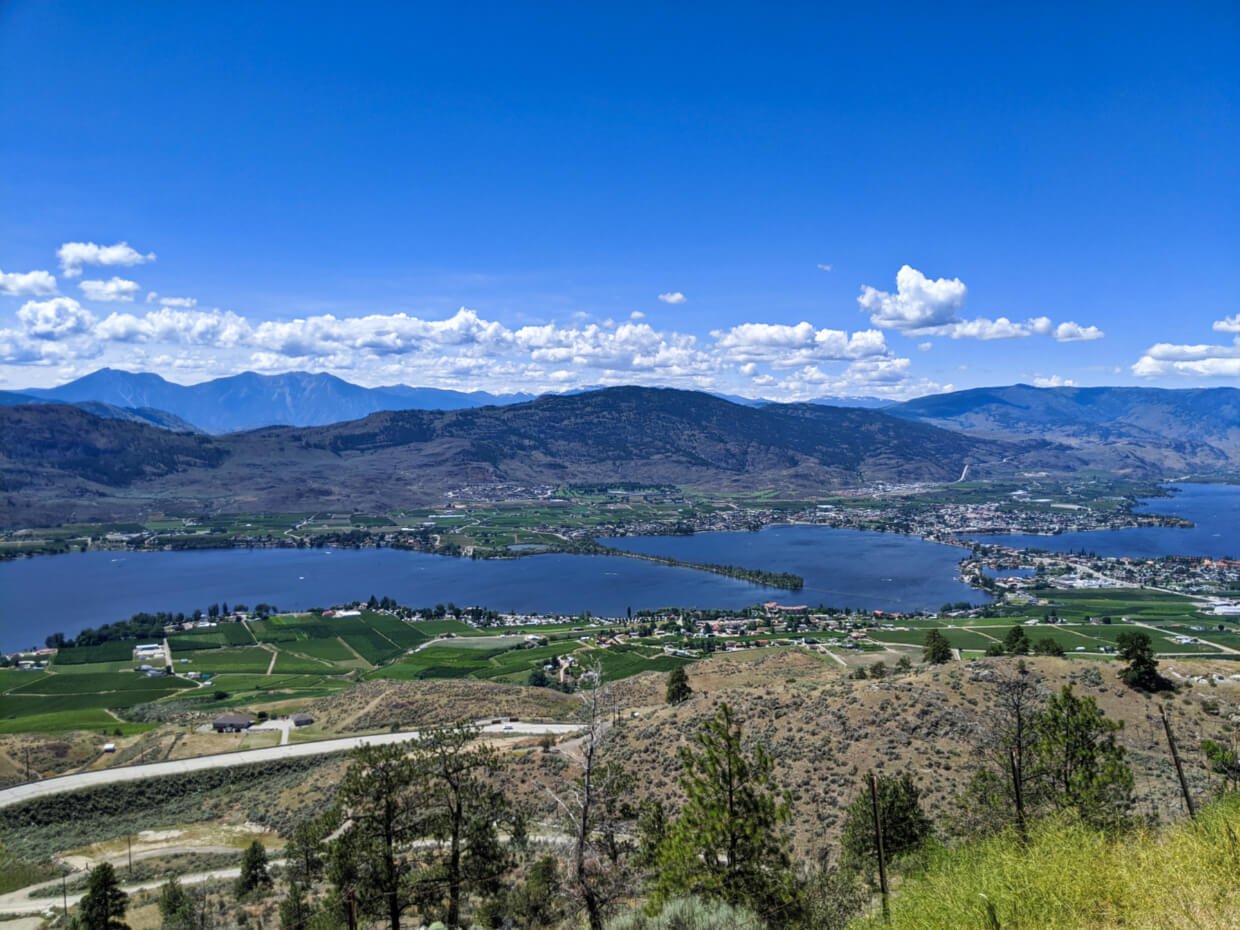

[970,482,1240,558]
[0,526,981,651]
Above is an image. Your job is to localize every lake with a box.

[0,526,981,651]
[970,482,1240,558]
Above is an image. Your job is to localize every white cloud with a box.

[1132,332,1240,379]
[1053,321,1104,342]
[657,291,687,305]
[0,269,58,297]
[16,297,96,339]
[79,276,142,303]
[712,321,888,368]
[858,265,966,330]
[859,265,1103,344]
[57,241,156,278]
[145,293,197,308]
[739,362,757,376]
[629,310,645,320]
[917,341,933,352]
[1213,314,1240,334]
[95,307,250,346]
[816,263,833,272]
[1033,375,1076,388]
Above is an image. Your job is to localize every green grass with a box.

[410,619,475,636]
[7,673,195,695]
[0,708,157,735]
[52,641,137,664]
[176,647,274,674]
[272,651,337,674]
[282,637,356,662]
[851,795,1240,930]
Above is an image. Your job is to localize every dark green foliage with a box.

[236,841,272,898]
[984,642,1006,657]
[279,881,310,930]
[79,863,129,930]
[665,666,692,705]
[840,774,932,878]
[505,855,563,930]
[1033,637,1065,657]
[1031,685,1134,828]
[1202,739,1240,792]
[157,878,194,930]
[1003,626,1030,655]
[923,629,952,664]
[654,704,798,925]
[1116,631,1165,691]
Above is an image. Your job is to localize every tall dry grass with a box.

[852,793,1240,930]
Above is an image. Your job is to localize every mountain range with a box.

[0,387,1007,527]
[14,368,536,433]
[10,369,891,434]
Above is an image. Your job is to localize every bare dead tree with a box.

[549,662,634,930]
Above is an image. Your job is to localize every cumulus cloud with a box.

[95,307,250,346]
[1054,321,1104,342]
[858,265,966,330]
[1213,314,1240,334]
[58,241,156,278]
[1033,375,1076,388]
[657,291,687,305]
[859,265,1103,344]
[146,292,198,308]
[712,321,888,368]
[1132,330,1240,379]
[79,276,142,303]
[629,310,645,320]
[16,297,96,339]
[0,269,58,297]
[816,263,833,272]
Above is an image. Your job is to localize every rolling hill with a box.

[890,384,1240,472]
[0,387,1007,526]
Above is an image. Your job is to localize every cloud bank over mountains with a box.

[4,239,1203,399]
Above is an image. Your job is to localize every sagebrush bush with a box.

[606,895,766,930]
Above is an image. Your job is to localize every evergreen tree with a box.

[279,881,310,930]
[839,774,931,879]
[1031,685,1133,828]
[157,878,194,930]
[1116,631,1164,691]
[654,704,798,925]
[1033,637,1065,657]
[79,863,129,930]
[334,741,420,930]
[236,841,272,898]
[665,666,692,704]
[1003,625,1030,655]
[923,629,952,664]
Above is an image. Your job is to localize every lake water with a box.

[0,526,981,651]
[970,482,1240,558]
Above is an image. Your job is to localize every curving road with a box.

[0,721,581,811]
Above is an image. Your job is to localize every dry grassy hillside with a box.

[507,649,1240,854]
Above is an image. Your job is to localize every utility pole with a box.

[1159,705,1196,818]
[868,771,890,924]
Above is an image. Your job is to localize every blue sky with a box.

[1,2,1236,398]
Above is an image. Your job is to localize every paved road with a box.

[0,864,255,916]
[0,722,581,810]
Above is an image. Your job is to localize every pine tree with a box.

[665,666,692,704]
[1116,631,1163,691]
[79,863,129,930]
[840,773,931,879]
[236,841,272,898]
[1003,625,1030,655]
[923,629,952,664]
[654,704,797,925]
[157,878,194,930]
[1032,685,1133,828]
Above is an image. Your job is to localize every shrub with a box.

[605,896,765,930]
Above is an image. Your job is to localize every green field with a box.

[52,641,138,665]
[177,647,274,674]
